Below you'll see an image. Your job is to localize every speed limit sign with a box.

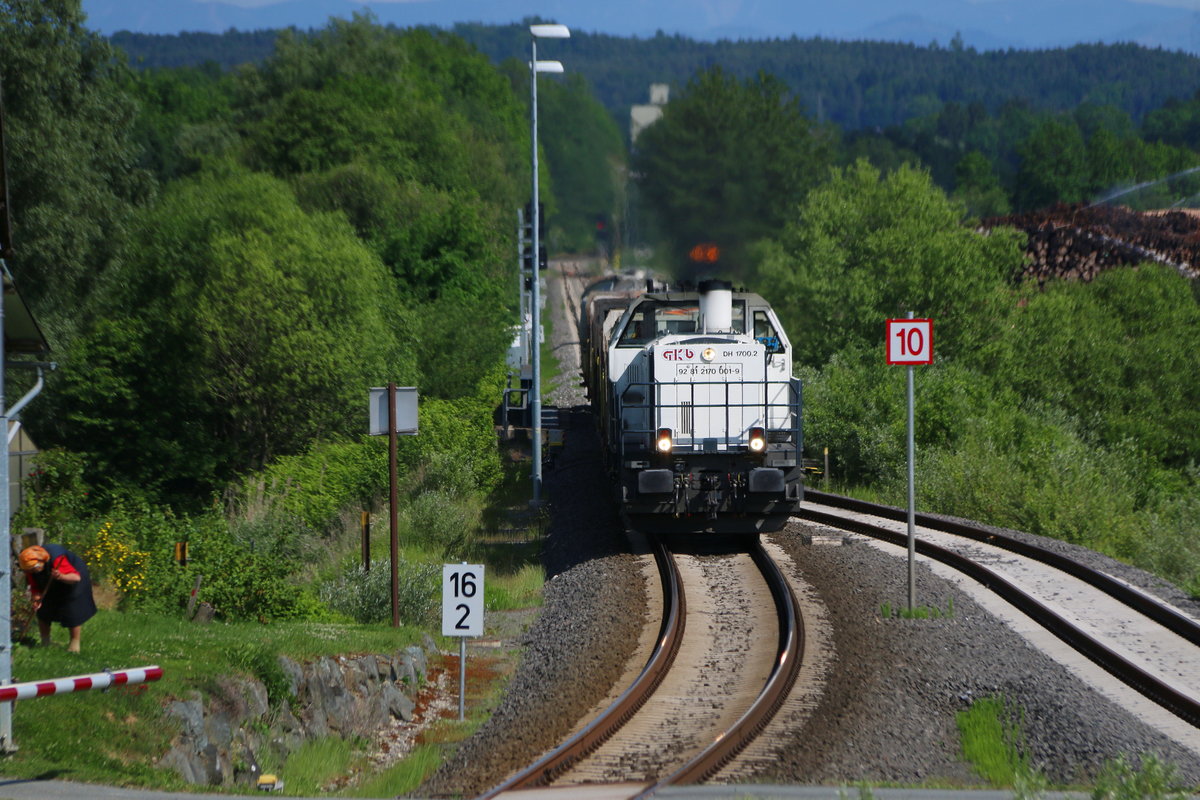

[442,564,484,637]
[886,318,933,365]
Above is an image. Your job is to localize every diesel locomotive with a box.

[581,277,803,534]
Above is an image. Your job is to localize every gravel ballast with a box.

[766,525,1200,787]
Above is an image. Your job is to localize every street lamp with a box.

[529,22,569,506]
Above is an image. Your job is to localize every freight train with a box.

[581,276,803,534]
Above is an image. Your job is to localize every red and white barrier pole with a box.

[0,666,162,703]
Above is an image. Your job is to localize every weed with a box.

[957,694,1041,788]
[1092,753,1189,800]
[319,559,440,626]
[837,783,877,799]
[880,597,955,619]
[342,743,441,797]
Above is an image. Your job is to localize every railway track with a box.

[476,536,804,799]
[796,490,1200,752]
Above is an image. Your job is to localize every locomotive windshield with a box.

[617,301,746,346]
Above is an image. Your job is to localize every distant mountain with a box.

[82,0,1200,54]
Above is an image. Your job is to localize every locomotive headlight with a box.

[701,347,716,363]
[748,427,767,453]
[656,428,674,454]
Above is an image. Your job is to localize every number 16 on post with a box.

[443,563,484,720]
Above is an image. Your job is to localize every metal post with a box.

[0,256,10,751]
[388,382,399,627]
[906,311,917,610]
[458,637,467,721]
[517,207,528,366]
[529,37,543,506]
[361,511,370,573]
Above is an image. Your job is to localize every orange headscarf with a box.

[18,546,49,572]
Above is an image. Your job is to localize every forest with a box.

[115,23,1200,131]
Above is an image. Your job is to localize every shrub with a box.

[916,408,1146,557]
[404,490,479,552]
[85,521,150,603]
[318,559,439,626]
[1092,753,1189,800]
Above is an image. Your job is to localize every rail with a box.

[804,490,1200,647]
[638,541,804,792]
[473,535,684,797]
[796,498,1200,728]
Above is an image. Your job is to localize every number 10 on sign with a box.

[886,318,933,364]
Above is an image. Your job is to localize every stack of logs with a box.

[981,203,1200,286]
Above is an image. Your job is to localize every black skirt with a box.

[34,554,98,628]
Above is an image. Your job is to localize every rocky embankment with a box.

[161,639,436,786]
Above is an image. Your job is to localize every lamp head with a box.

[530,23,571,38]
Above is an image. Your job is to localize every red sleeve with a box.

[51,555,79,577]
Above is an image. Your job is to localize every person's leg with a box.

[67,626,81,653]
[37,618,51,646]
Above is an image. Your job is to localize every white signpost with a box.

[886,316,933,610]
[443,563,484,720]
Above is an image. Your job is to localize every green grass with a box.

[484,562,544,611]
[5,610,427,789]
[342,742,441,797]
[880,597,954,620]
[956,695,1033,787]
[271,736,358,795]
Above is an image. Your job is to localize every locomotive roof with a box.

[637,289,772,307]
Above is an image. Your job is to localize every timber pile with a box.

[981,203,1200,285]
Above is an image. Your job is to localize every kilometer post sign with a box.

[886,316,932,612]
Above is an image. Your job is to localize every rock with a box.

[160,638,438,786]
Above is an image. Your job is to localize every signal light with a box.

[748,427,766,453]
[656,428,673,454]
[688,243,720,263]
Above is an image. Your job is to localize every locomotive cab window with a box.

[617,309,653,346]
[618,301,748,345]
[754,311,784,353]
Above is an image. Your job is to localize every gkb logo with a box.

[661,348,695,361]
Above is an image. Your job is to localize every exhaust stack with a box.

[698,279,733,333]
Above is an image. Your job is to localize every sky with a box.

[81,0,1200,55]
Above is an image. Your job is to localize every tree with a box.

[538,73,626,253]
[752,160,1024,369]
[634,67,835,277]
[0,0,154,329]
[995,265,1200,468]
[953,150,1010,218]
[30,168,416,500]
[1014,118,1088,210]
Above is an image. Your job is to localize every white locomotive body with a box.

[583,278,803,534]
